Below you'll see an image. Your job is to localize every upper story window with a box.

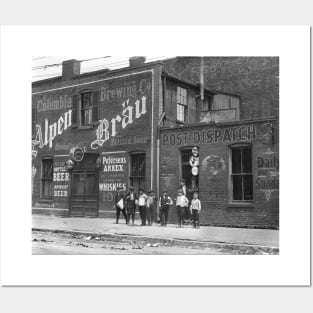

[231,146,253,201]
[72,90,99,128]
[177,86,187,123]
[81,92,93,126]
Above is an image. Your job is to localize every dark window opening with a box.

[72,90,99,128]
[181,149,199,196]
[231,147,253,201]
[202,95,213,111]
[41,158,53,198]
[81,92,93,126]
[130,153,146,194]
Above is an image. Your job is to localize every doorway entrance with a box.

[70,153,99,217]
[129,152,146,194]
[181,148,199,194]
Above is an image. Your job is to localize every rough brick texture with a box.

[32,64,162,215]
[159,119,279,228]
[163,57,279,120]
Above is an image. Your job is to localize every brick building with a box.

[32,56,279,228]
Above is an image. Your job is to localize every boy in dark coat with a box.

[114,186,127,224]
[158,190,173,226]
[125,186,137,225]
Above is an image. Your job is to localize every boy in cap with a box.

[146,190,157,226]
[190,192,201,229]
[175,189,189,228]
[159,190,173,226]
[125,186,137,225]
[114,186,127,224]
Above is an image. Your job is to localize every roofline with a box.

[159,116,277,131]
[32,60,165,87]
[161,72,241,97]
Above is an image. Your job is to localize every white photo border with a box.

[0,25,310,286]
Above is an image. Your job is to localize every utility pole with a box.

[200,57,204,108]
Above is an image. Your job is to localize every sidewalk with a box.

[32,214,279,249]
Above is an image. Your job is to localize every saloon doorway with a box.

[129,152,146,194]
[70,153,99,217]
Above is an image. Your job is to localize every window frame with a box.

[80,91,93,126]
[72,89,99,129]
[129,152,146,179]
[176,86,188,123]
[179,146,199,190]
[129,151,146,194]
[40,157,54,199]
[229,143,254,203]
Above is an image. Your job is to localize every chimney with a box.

[62,59,80,80]
[129,56,146,67]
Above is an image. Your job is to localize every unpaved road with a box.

[32,230,276,255]
[32,230,225,254]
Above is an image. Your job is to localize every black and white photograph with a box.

[31,55,279,255]
[1,25,310,289]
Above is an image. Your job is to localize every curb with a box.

[32,228,279,254]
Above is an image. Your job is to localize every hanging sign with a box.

[190,146,199,176]
[191,167,199,176]
[70,147,84,162]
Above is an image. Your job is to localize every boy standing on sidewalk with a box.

[138,189,148,226]
[175,189,189,228]
[125,186,137,225]
[146,190,157,226]
[159,190,173,226]
[114,187,127,224]
[190,192,201,229]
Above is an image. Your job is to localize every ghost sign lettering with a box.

[161,125,256,146]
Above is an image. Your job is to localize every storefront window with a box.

[231,146,253,201]
[41,158,53,198]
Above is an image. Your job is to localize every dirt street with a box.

[32,230,277,255]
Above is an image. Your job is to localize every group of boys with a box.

[114,180,201,228]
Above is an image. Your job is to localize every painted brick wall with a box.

[32,64,162,214]
[163,57,279,120]
[159,119,279,228]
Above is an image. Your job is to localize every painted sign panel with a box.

[91,96,147,149]
[161,125,256,146]
[32,72,153,157]
[36,94,72,113]
[99,151,129,207]
[256,148,279,201]
[200,155,226,180]
[91,74,152,150]
[53,163,70,197]
[32,109,72,157]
